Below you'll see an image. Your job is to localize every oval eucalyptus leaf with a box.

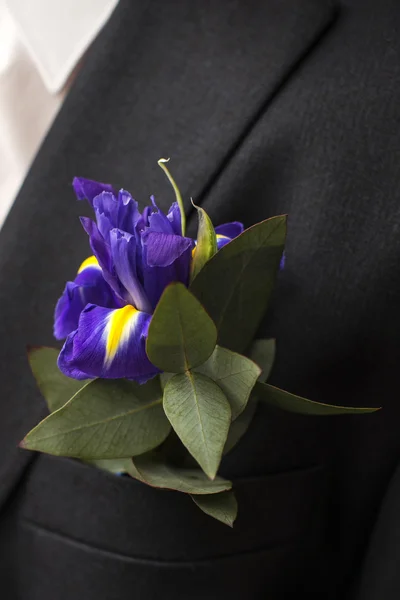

[249,338,276,383]
[190,216,286,353]
[28,346,89,412]
[191,491,238,527]
[196,345,261,420]
[190,203,217,282]
[256,382,381,415]
[160,372,174,390]
[163,372,231,479]
[129,452,232,494]
[21,378,171,459]
[223,398,258,455]
[146,283,217,373]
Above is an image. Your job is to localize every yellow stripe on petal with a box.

[216,234,230,243]
[78,255,100,274]
[193,234,229,259]
[104,305,139,366]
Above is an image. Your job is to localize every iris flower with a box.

[55,177,244,384]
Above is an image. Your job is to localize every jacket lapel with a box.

[0,0,336,510]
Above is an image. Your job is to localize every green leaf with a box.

[86,458,133,474]
[190,203,217,282]
[129,452,232,494]
[249,338,276,383]
[195,345,261,420]
[190,216,286,353]
[28,346,89,412]
[256,382,381,415]
[146,283,217,373]
[160,372,174,390]
[21,378,171,459]
[223,397,258,455]
[163,371,231,479]
[191,491,238,527]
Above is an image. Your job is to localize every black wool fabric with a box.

[0,0,399,598]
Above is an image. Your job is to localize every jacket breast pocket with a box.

[3,453,331,600]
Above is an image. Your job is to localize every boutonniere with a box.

[20,159,379,526]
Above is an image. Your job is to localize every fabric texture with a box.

[355,461,400,599]
[0,0,399,598]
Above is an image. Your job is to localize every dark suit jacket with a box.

[1,0,399,598]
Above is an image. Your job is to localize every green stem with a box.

[158,158,186,236]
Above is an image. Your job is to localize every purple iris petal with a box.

[142,206,152,225]
[148,211,174,234]
[80,217,127,302]
[58,304,158,382]
[57,330,89,380]
[110,229,151,313]
[144,232,194,268]
[215,222,244,239]
[80,217,111,273]
[141,232,194,309]
[93,191,140,239]
[92,192,117,243]
[54,283,80,340]
[147,196,174,235]
[73,177,116,206]
[216,235,232,250]
[214,221,245,250]
[54,265,117,340]
[117,190,141,234]
[135,206,152,235]
[135,200,174,282]
[167,202,182,236]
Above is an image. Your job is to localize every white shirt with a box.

[0,0,118,228]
